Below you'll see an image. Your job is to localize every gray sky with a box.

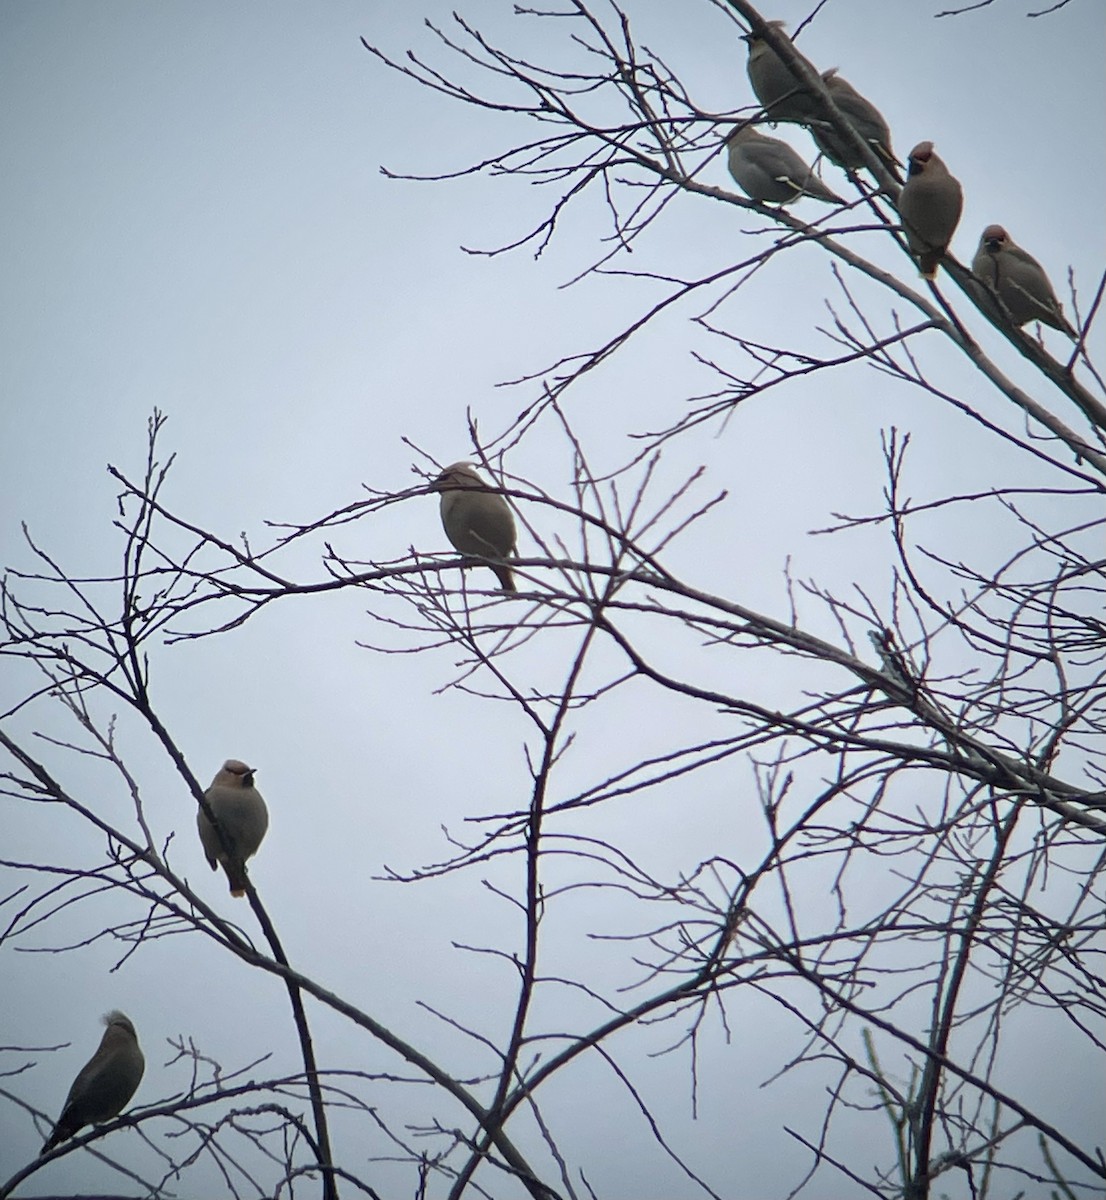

[2,1,1104,1196]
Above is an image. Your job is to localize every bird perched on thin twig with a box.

[809,69,900,180]
[725,124,844,205]
[971,225,1077,338]
[897,141,963,279]
[197,759,269,897]
[742,21,821,124]
[431,462,518,592]
[41,1012,145,1155]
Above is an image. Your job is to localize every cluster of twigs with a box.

[2,2,1103,1198]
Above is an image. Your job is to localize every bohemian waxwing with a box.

[897,142,963,279]
[431,462,518,593]
[809,69,900,178]
[971,225,1077,338]
[41,1012,145,1154]
[197,759,269,898]
[742,21,821,124]
[725,124,844,205]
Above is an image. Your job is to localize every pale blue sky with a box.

[1,1,1103,1195]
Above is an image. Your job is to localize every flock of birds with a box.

[37,761,269,1154]
[726,20,1079,338]
[36,468,516,1157]
[33,15,1082,1168]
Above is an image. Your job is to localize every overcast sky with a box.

[1,1,1103,1196]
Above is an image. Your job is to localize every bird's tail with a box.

[41,1115,75,1155]
[223,860,249,898]
[492,563,517,593]
[919,251,941,280]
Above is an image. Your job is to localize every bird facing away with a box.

[432,462,518,592]
[743,21,821,124]
[971,225,1077,338]
[197,759,269,897]
[41,1012,145,1155]
[897,141,963,279]
[809,69,900,178]
[726,124,844,205]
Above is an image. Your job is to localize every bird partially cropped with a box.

[971,225,1077,338]
[197,760,269,898]
[743,21,821,124]
[726,124,844,205]
[897,141,963,279]
[809,69,900,179]
[41,1012,145,1155]
[432,462,518,592]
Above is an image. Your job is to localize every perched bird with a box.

[41,1012,145,1155]
[432,462,518,592]
[743,21,821,124]
[726,124,844,205]
[971,225,1077,338]
[809,69,900,178]
[897,142,963,279]
[197,760,269,898]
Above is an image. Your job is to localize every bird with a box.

[971,225,1077,338]
[41,1012,145,1155]
[742,21,821,124]
[431,462,518,592]
[725,124,845,206]
[896,142,963,279]
[809,69,900,178]
[197,759,269,897]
